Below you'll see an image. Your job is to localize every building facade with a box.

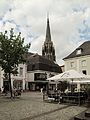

[0,63,27,91]
[63,41,90,75]
[26,54,62,91]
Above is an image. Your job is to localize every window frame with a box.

[70,61,75,68]
[81,60,86,67]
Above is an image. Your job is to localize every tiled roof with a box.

[27,54,62,73]
[63,41,90,60]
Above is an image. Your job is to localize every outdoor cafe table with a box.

[61,95,86,105]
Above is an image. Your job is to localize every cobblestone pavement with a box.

[0,92,87,120]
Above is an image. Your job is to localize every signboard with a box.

[34,73,47,81]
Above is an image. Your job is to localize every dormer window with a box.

[76,48,82,55]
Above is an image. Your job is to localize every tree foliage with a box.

[0,28,30,97]
[0,28,30,76]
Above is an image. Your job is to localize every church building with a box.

[42,17,56,62]
[26,17,62,91]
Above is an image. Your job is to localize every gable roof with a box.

[63,41,90,60]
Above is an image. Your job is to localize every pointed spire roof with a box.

[45,16,51,41]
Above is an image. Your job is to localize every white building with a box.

[0,63,27,91]
[63,41,90,75]
[26,54,62,91]
[0,53,62,92]
[63,41,90,90]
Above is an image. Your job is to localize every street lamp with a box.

[71,79,73,93]
[44,72,47,80]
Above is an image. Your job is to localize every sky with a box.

[0,0,90,65]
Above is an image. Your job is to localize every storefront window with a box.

[34,73,47,81]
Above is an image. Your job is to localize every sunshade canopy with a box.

[47,69,90,83]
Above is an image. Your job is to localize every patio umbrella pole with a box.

[78,82,80,106]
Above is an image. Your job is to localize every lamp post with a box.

[71,79,73,93]
[77,82,81,106]
[44,72,47,80]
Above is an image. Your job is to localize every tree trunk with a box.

[9,72,13,98]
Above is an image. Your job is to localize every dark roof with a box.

[23,52,34,60]
[63,41,90,60]
[27,54,62,73]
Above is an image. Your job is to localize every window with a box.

[82,70,87,75]
[32,64,35,70]
[81,60,86,67]
[34,73,47,81]
[76,49,81,55]
[70,62,75,68]
[20,67,23,76]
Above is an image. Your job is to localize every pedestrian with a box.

[1,86,4,93]
[41,88,43,93]
[42,87,46,100]
[17,87,22,96]
[3,86,8,95]
[0,88,1,94]
[13,87,17,98]
[58,90,61,104]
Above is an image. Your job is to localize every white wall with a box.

[27,70,59,82]
[0,63,27,91]
[64,55,90,75]
[12,63,27,90]
[0,63,60,91]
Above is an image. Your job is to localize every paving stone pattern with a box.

[0,92,87,120]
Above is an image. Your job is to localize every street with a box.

[0,92,87,120]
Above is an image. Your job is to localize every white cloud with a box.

[0,0,90,65]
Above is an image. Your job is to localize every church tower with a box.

[42,17,56,62]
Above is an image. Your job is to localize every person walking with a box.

[1,86,4,93]
[58,90,61,104]
[13,87,17,98]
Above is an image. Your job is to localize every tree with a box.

[0,28,30,98]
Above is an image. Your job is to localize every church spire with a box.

[45,16,51,41]
[42,15,56,62]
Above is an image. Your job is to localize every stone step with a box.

[74,114,86,120]
[74,116,90,120]
[74,110,90,120]
[85,109,90,117]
